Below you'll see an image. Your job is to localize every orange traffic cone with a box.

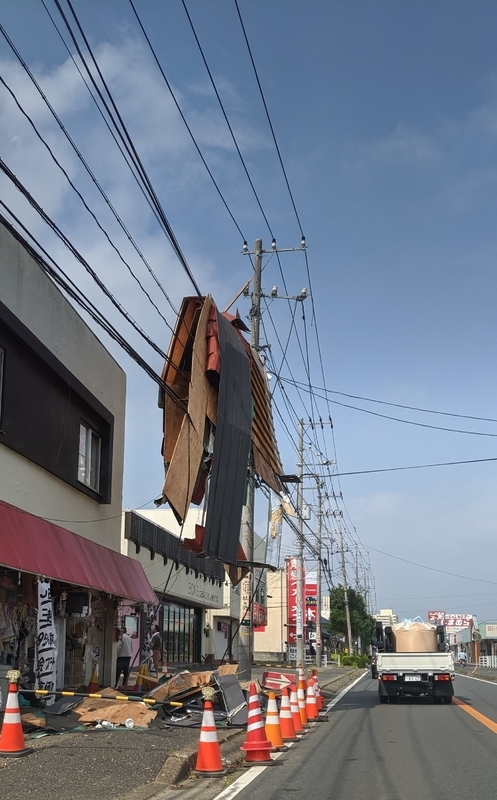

[290,683,304,734]
[265,692,287,751]
[193,699,226,776]
[87,663,99,694]
[240,682,275,765]
[0,676,32,757]
[306,677,318,721]
[314,674,324,711]
[279,686,297,741]
[298,677,309,727]
[298,665,307,690]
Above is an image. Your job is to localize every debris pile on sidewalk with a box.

[19,664,248,735]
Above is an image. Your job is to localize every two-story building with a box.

[0,217,155,698]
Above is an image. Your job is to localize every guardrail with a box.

[479,656,497,668]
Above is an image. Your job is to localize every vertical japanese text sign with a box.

[36,580,57,705]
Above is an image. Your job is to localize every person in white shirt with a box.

[116,628,133,687]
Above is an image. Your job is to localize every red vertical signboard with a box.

[286,557,306,645]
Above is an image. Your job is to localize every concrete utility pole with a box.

[296,419,305,667]
[238,239,262,682]
[338,526,353,654]
[238,237,307,678]
[315,481,323,668]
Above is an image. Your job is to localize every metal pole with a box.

[339,527,353,655]
[296,419,305,667]
[316,481,323,668]
[238,239,262,682]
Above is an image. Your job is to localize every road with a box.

[188,672,497,800]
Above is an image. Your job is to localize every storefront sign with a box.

[428,611,472,627]
[35,580,57,705]
[286,556,306,644]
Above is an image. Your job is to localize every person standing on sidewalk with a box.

[116,628,133,687]
[151,625,162,676]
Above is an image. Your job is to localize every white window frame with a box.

[78,422,101,491]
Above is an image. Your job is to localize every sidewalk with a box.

[0,663,359,800]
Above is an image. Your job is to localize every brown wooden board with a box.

[76,701,156,726]
[163,297,214,521]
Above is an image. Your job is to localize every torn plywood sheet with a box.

[76,701,156,727]
[217,664,239,676]
[162,296,217,521]
[159,293,283,565]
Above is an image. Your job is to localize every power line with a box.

[52,0,202,295]
[0,21,178,319]
[365,543,497,585]
[331,456,497,477]
[127,0,247,244]
[279,378,497,437]
[0,69,176,333]
[280,377,497,425]
[0,157,171,361]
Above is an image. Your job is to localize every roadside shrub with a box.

[341,654,369,668]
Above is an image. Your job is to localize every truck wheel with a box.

[443,696,452,704]
[389,696,398,704]
[379,695,388,704]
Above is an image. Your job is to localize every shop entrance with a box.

[161,602,201,664]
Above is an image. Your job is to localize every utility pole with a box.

[338,526,353,655]
[296,419,305,667]
[239,237,307,678]
[315,480,323,668]
[238,239,262,682]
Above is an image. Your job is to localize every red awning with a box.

[0,500,157,604]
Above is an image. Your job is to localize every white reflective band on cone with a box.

[199,730,219,743]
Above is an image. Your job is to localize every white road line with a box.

[211,741,295,800]
[212,674,367,800]
[325,671,368,711]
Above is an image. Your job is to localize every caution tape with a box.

[18,689,184,707]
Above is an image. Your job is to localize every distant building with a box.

[375,608,398,627]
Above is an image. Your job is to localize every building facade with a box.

[122,509,228,668]
[0,219,155,699]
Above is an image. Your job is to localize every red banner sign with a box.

[428,611,472,628]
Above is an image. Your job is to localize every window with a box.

[78,422,101,491]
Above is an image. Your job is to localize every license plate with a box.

[404,675,421,682]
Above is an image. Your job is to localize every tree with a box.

[327,586,375,653]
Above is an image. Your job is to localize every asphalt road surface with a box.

[187,672,497,800]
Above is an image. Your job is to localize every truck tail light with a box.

[434,674,451,681]
[381,674,396,681]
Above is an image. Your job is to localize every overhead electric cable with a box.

[0,22,178,318]
[365,543,497,585]
[0,206,187,411]
[0,157,170,358]
[0,72,176,332]
[52,0,202,295]
[280,377,497,424]
[127,0,247,243]
[278,379,497,437]
[333,456,497,476]
[37,1,186,256]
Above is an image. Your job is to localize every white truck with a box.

[376,649,455,704]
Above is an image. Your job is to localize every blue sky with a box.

[2,1,497,622]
